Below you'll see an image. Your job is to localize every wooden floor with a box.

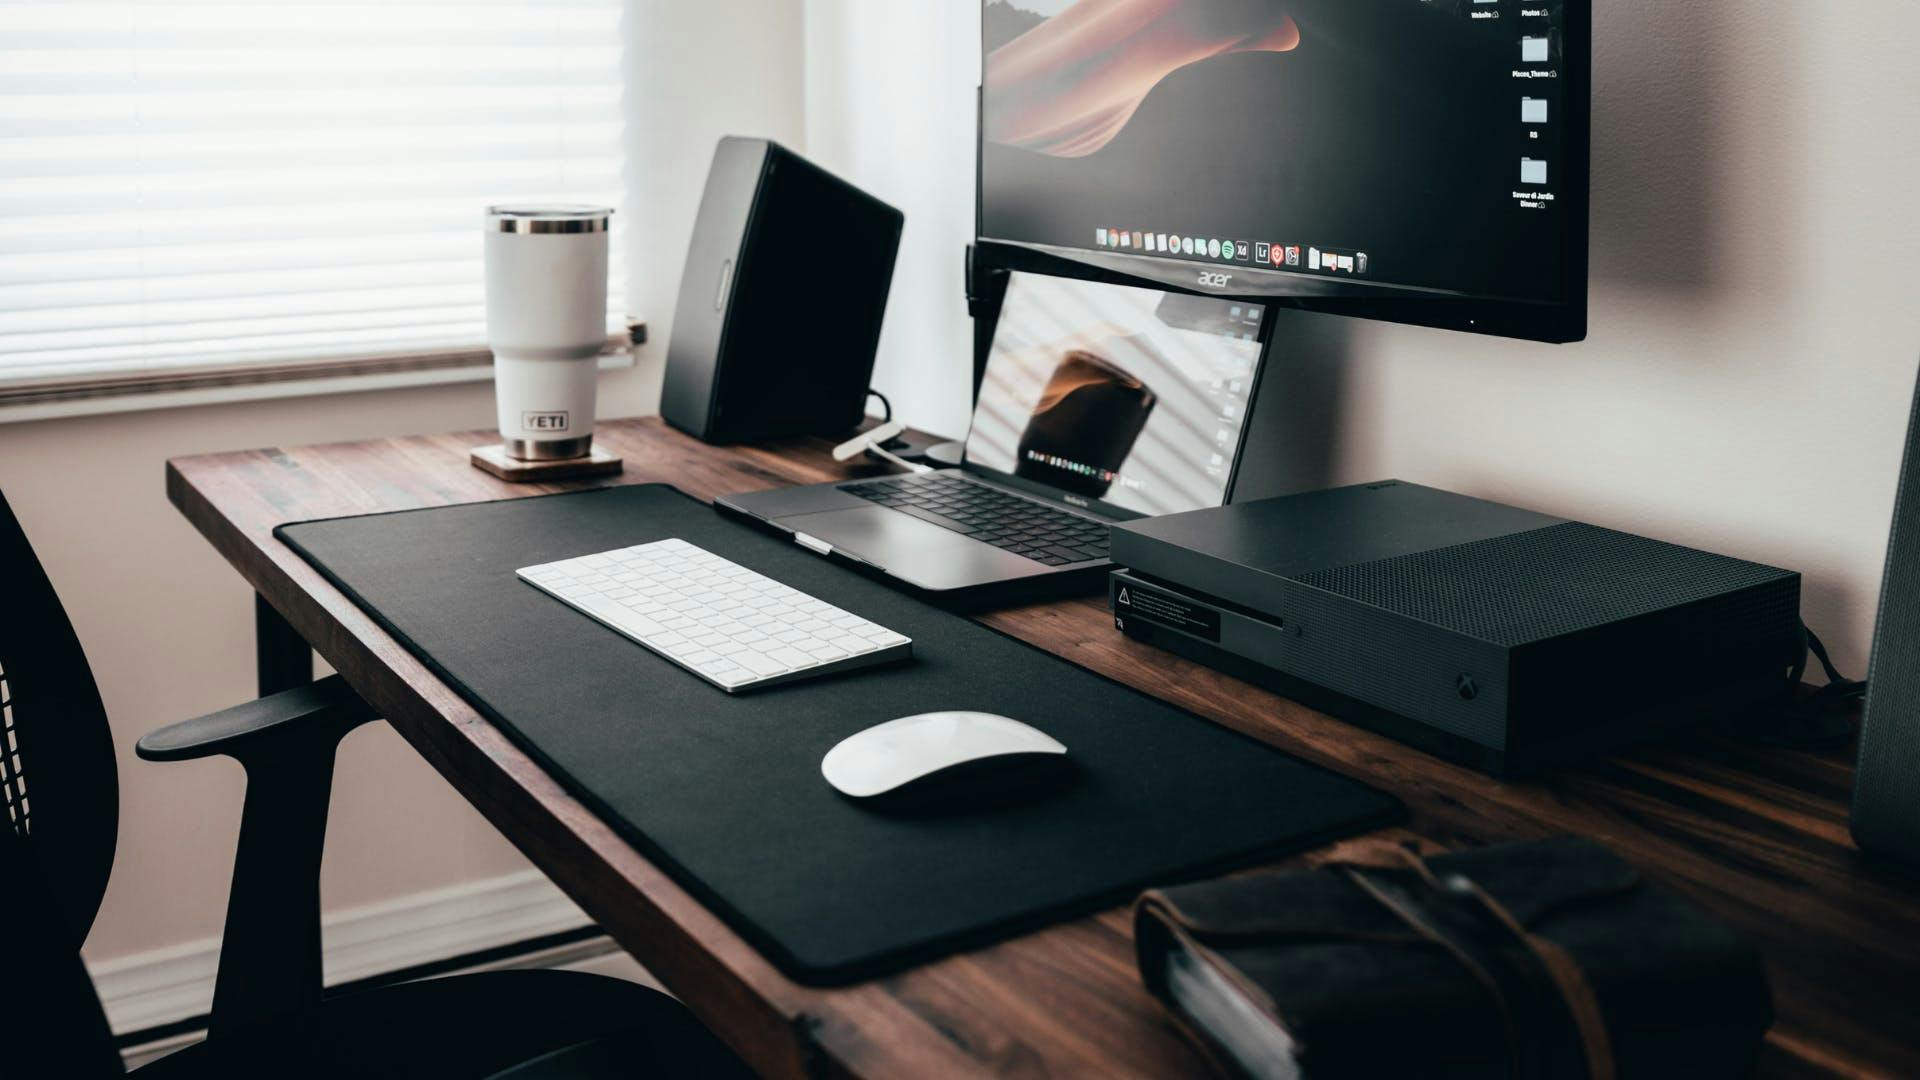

[163,417,1920,1079]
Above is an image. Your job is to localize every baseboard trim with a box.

[87,870,592,1037]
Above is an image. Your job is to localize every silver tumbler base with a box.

[504,435,594,461]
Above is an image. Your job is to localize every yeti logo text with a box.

[522,411,570,432]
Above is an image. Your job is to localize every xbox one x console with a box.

[1108,481,1802,774]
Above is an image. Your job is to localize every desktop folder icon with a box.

[1520,158,1549,185]
[1521,36,1550,63]
[1521,97,1549,124]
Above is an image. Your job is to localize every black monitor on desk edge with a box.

[974,0,1590,346]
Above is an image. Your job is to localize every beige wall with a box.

[4,383,521,961]
[0,0,804,968]
[804,0,981,434]
[627,2,809,415]
[804,0,1920,676]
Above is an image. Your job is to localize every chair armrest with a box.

[137,671,383,1037]
[137,673,377,763]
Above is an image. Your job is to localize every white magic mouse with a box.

[821,711,1071,803]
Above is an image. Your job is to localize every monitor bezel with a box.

[974,0,1590,346]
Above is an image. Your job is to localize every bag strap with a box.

[1336,844,1616,1080]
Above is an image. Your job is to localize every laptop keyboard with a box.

[846,473,1111,566]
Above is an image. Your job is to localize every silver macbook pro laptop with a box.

[716,270,1270,605]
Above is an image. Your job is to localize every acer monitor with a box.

[976,0,1590,344]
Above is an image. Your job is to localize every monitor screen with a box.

[964,270,1266,517]
[979,0,1587,342]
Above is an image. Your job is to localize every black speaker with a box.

[1854,366,1920,861]
[661,137,903,444]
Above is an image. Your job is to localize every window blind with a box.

[0,0,629,398]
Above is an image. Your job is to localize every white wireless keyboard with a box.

[517,538,912,692]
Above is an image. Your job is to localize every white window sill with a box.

[0,336,641,426]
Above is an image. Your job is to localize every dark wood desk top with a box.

[167,417,1920,1079]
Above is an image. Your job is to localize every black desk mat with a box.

[279,485,1400,984]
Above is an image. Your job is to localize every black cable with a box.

[866,388,892,424]
[1762,622,1868,749]
[1803,628,1859,690]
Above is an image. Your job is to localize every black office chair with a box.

[0,489,752,1079]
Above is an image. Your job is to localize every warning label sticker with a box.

[1112,578,1222,642]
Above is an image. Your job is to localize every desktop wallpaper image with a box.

[984,0,1302,158]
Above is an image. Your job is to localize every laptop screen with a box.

[964,271,1267,517]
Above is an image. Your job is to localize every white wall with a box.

[804,0,981,435]
[3,383,525,962]
[627,2,808,413]
[803,0,1920,673]
[0,0,805,973]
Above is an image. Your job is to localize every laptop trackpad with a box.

[781,507,1043,592]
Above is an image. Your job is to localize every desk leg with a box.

[255,592,313,695]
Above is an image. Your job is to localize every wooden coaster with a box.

[470,443,624,483]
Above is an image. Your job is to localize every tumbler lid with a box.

[486,204,613,234]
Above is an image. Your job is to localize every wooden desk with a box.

[168,417,1920,1078]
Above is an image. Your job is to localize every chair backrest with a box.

[0,488,118,945]
[2,826,123,1077]
[0,488,124,1073]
